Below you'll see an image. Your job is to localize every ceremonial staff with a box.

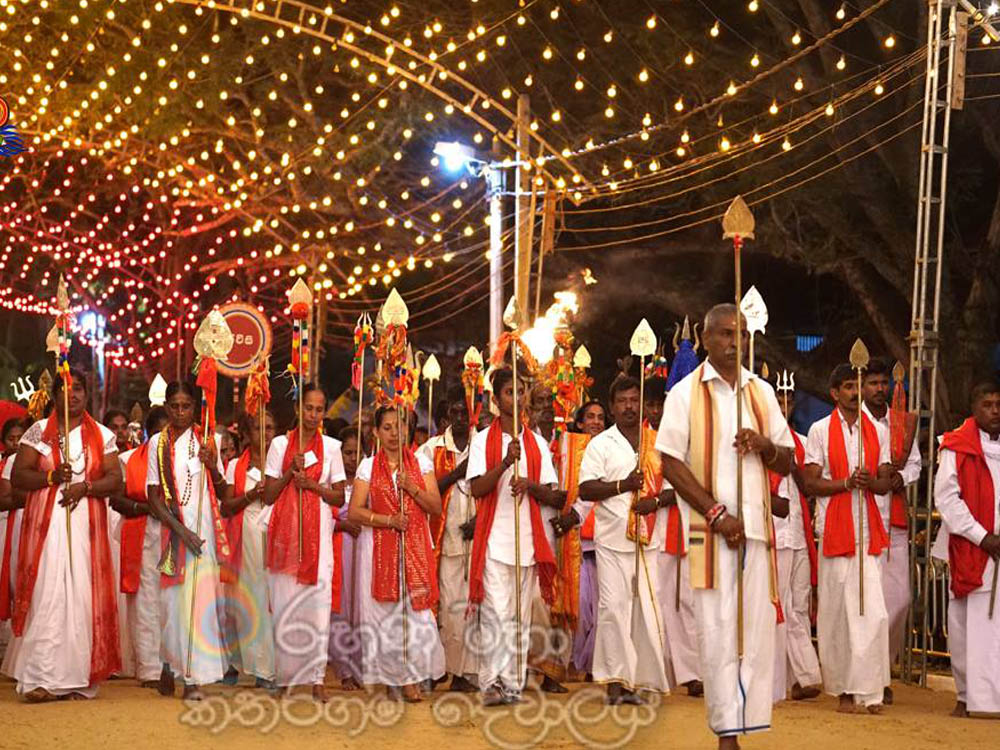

[288,280,313,562]
[423,354,441,437]
[722,196,755,659]
[740,285,768,374]
[48,276,74,575]
[461,346,485,581]
[777,370,795,421]
[628,319,656,614]
[352,312,373,626]
[502,296,525,679]
[246,356,271,561]
[187,310,234,678]
[850,338,870,617]
[889,361,906,564]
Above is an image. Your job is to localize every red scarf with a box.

[943,418,996,598]
[119,443,150,594]
[430,443,457,560]
[822,409,889,558]
[889,408,918,529]
[267,430,325,585]
[225,450,253,577]
[14,413,121,683]
[0,455,16,620]
[768,430,818,586]
[468,420,556,610]
[368,448,438,611]
[157,426,234,587]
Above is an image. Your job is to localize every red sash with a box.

[0,455,16,620]
[468,420,557,610]
[943,418,996,598]
[157,426,234,587]
[266,430,325,585]
[14,413,121,683]
[368,448,438,611]
[889,408,918,529]
[119,443,150,594]
[627,426,660,545]
[822,410,888,558]
[768,430,818,585]
[430,444,457,560]
[225,450,252,577]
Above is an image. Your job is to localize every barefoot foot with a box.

[837,694,855,714]
[951,701,968,718]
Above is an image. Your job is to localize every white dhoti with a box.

[774,548,822,700]
[571,551,598,674]
[129,516,163,682]
[880,526,910,664]
[948,587,1000,713]
[362,597,445,686]
[11,500,98,697]
[268,507,333,687]
[230,504,274,681]
[438,553,476,678]
[328,530,362,682]
[696,540,776,737]
[655,550,701,687]
[592,545,668,692]
[476,557,535,695]
[108,510,135,678]
[817,546,889,705]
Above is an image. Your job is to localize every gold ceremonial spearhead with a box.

[56,275,70,312]
[148,373,168,406]
[722,196,755,240]
[892,360,906,383]
[502,296,521,331]
[761,362,770,380]
[573,345,591,369]
[849,338,870,371]
[382,288,409,326]
[629,319,657,357]
[194,309,235,359]
[463,346,484,369]
[423,353,441,382]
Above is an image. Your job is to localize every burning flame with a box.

[521,291,579,365]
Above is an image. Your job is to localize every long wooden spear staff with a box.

[629,320,656,618]
[502,297,525,679]
[722,196,755,660]
[461,346,485,581]
[187,310,234,678]
[288,279,313,562]
[246,355,271,556]
[850,338,870,617]
[352,312,373,626]
[48,276,74,575]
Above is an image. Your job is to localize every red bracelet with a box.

[705,503,727,528]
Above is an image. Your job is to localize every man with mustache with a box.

[657,303,793,748]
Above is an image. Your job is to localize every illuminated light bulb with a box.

[577,48,586,60]
[720,136,731,152]
[517,14,526,25]
[874,81,884,95]
[983,33,993,45]
[640,130,649,141]
[727,81,738,95]
[551,110,561,122]
[748,0,758,11]
[604,30,613,43]
[782,137,792,151]
[638,68,649,82]
[794,77,804,91]
[605,106,615,118]
[684,51,694,65]
[646,15,657,29]
[550,6,559,19]
[601,164,610,176]
[836,4,846,20]
[674,97,684,112]
[750,53,760,67]
[574,78,584,91]
[676,146,686,157]
[649,160,660,172]
[792,30,802,45]
[752,132,761,143]
[542,46,553,60]
[884,35,896,49]
[837,55,846,70]
[623,157,633,169]
[681,130,690,143]
[502,87,512,98]
[710,21,720,37]
[825,103,835,116]
[642,112,652,127]
[769,100,779,115]
[607,85,617,98]
[524,75,533,86]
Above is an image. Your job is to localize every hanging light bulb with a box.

[825,102,835,116]
[884,35,896,49]
[752,132,762,143]
[646,15,657,29]
[748,0,759,11]
[791,30,802,45]
[684,50,695,65]
[681,130,690,143]
[836,55,846,70]
[794,76,804,91]
[874,80,885,95]
[750,53,760,67]
[727,80,738,95]
[769,100,779,115]
[836,4,846,20]
[710,20,720,37]
[782,137,792,151]
[720,136,731,152]
[674,97,684,112]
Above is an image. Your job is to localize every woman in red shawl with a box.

[348,406,444,702]
[8,368,123,702]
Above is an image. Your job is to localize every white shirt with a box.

[356,452,434,484]
[773,432,808,550]
[465,427,558,567]
[224,456,264,492]
[417,427,475,557]
[655,361,793,544]
[862,402,923,529]
[20,418,118,479]
[804,411,891,543]
[264,434,346,487]
[934,430,1000,556]
[146,429,225,487]
[578,425,666,553]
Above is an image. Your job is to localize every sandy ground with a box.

[0,675,993,750]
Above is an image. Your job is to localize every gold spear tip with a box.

[194,309,235,359]
[287,278,313,306]
[722,195,756,240]
[148,373,168,406]
[740,284,768,334]
[463,346,484,368]
[45,323,60,353]
[761,361,770,380]
[573,344,591,369]
[849,338,870,370]
[629,318,657,357]
[56,275,70,311]
[129,402,143,423]
[892,360,906,382]
[502,296,522,330]
[382,287,409,326]
[423,353,441,381]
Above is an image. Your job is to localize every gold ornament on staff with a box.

[740,285,768,374]
[423,354,441,437]
[850,337,870,617]
[722,195,755,660]
[777,370,795,418]
[186,309,234,679]
[502,295,526,680]
[288,279,313,562]
[628,319,657,618]
[47,276,74,577]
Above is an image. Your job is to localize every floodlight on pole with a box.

[433,141,483,175]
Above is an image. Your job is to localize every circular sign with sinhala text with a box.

[216,302,272,379]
